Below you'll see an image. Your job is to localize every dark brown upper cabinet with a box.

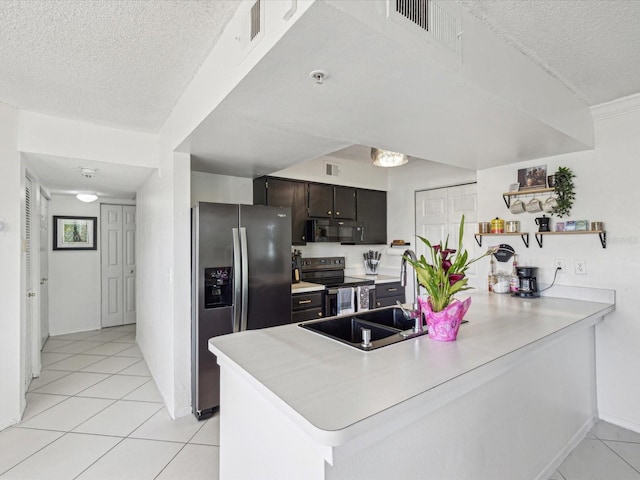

[308,183,356,220]
[253,177,308,245]
[356,188,387,244]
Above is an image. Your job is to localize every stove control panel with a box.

[301,257,345,271]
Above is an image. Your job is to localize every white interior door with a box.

[39,192,49,348]
[101,204,136,327]
[123,205,136,325]
[101,204,123,327]
[415,183,479,290]
[447,184,479,288]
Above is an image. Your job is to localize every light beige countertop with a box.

[210,292,614,445]
[291,281,325,294]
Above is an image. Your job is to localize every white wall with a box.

[17,111,158,168]
[191,171,253,205]
[272,154,388,191]
[47,195,136,336]
[0,103,24,429]
[136,151,177,415]
[476,94,640,431]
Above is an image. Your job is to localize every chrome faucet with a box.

[400,249,420,310]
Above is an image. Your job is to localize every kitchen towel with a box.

[337,287,355,315]
[357,286,370,312]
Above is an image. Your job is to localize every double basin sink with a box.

[299,306,428,351]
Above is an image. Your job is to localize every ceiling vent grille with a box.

[390,0,459,55]
[396,0,428,31]
[430,1,458,53]
[325,162,340,177]
[250,0,261,41]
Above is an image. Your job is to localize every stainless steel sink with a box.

[299,306,428,350]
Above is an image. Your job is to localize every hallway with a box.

[0,325,219,479]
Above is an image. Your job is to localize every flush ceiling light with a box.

[371,148,409,167]
[76,191,98,203]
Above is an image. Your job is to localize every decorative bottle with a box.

[510,255,519,294]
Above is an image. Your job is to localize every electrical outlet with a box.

[574,259,587,275]
[554,259,566,272]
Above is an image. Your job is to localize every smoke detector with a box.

[79,167,98,179]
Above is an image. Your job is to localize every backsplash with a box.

[296,243,402,277]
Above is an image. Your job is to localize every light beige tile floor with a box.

[3,325,639,479]
[550,421,640,479]
[0,325,219,480]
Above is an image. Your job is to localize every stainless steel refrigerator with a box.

[191,202,292,419]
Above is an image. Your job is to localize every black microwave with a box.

[305,219,364,243]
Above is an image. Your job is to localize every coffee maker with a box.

[512,266,540,298]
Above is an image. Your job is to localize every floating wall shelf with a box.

[474,233,530,248]
[534,230,606,248]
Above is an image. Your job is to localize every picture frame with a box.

[53,216,97,250]
[508,183,520,192]
[517,165,547,190]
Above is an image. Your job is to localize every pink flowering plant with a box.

[406,215,496,312]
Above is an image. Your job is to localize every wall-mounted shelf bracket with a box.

[502,187,555,208]
[474,233,529,248]
[534,231,606,249]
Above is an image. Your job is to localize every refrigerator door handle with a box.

[232,228,242,333]
[239,227,249,331]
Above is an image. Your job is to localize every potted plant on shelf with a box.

[405,216,496,342]
[551,166,576,218]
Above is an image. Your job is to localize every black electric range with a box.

[300,256,375,290]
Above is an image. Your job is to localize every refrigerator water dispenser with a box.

[204,267,232,308]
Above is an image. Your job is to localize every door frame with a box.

[413,182,479,300]
[22,171,43,392]
[39,188,50,349]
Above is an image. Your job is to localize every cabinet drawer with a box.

[375,295,406,309]
[292,308,324,323]
[292,292,323,311]
[375,282,404,299]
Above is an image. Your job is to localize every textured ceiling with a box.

[5,0,640,191]
[459,0,640,106]
[0,0,239,132]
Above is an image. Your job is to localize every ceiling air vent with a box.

[250,0,261,41]
[390,0,459,55]
[240,0,265,60]
[325,162,340,177]
[396,0,428,31]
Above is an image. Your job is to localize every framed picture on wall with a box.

[53,216,97,250]
[517,165,547,190]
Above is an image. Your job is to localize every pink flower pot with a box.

[417,297,472,342]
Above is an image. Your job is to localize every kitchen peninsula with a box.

[209,292,614,479]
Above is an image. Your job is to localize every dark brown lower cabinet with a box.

[292,291,324,323]
[375,281,405,308]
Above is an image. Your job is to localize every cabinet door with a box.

[356,189,387,244]
[334,186,357,220]
[254,177,308,245]
[266,178,308,244]
[308,183,333,218]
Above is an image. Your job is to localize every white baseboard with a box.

[598,413,640,435]
[535,414,598,480]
